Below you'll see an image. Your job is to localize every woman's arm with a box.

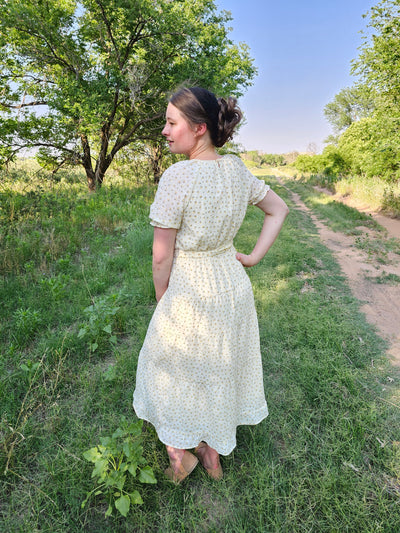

[152,227,177,302]
[236,189,289,268]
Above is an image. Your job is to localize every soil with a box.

[280,180,400,367]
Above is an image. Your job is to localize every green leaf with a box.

[128,463,138,476]
[92,458,108,479]
[78,328,87,338]
[100,436,113,447]
[109,335,117,344]
[115,494,130,517]
[104,470,126,491]
[81,494,90,508]
[138,466,157,484]
[83,447,101,463]
[103,365,116,381]
[103,324,112,334]
[126,420,143,436]
[105,504,113,517]
[129,490,143,505]
[116,474,126,491]
[122,440,132,457]
[112,427,126,439]
[90,342,98,352]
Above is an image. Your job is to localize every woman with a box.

[133,87,289,483]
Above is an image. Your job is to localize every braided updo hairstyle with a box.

[169,87,242,148]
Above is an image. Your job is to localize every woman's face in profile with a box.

[162,103,198,157]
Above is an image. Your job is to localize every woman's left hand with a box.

[236,252,258,267]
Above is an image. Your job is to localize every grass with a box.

[334,175,400,216]
[277,177,380,234]
[1,164,399,532]
[277,165,400,218]
[278,177,400,271]
[365,272,400,284]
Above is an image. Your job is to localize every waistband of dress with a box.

[174,244,235,258]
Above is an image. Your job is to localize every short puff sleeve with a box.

[246,166,270,205]
[149,163,193,229]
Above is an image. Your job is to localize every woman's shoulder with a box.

[158,161,198,194]
[162,159,196,177]
[222,154,245,165]
[222,154,251,172]
[162,155,245,177]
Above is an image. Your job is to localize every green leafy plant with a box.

[40,273,70,301]
[82,418,156,517]
[19,359,41,384]
[78,294,120,352]
[13,307,41,345]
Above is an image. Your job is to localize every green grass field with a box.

[1,165,399,532]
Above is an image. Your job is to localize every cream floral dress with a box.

[133,154,270,455]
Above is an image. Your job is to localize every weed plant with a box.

[382,188,400,217]
[0,167,399,532]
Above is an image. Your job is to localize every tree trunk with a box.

[85,170,96,192]
[151,143,164,183]
[80,131,113,191]
[80,133,97,192]
[94,165,107,188]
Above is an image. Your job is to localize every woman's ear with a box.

[193,123,207,137]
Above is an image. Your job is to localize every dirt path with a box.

[314,186,400,239]
[279,179,400,367]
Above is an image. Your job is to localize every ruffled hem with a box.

[133,401,269,456]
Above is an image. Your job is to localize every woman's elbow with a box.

[282,202,290,218]
[152,250,173,267]
[152,253,167,267]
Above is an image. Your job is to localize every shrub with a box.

[82,418,157,517]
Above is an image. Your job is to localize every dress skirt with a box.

[133,245,268,456]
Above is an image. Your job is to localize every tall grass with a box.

[334,174,400,216]
[278,165,400,217]
[0,165,399,532]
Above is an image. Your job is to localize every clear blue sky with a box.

[214,0,376,154]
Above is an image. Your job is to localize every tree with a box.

[294,147,347,178]
[294,154,323,175]
[319,145,348,177]
[324,86,374,134]
[338,115,400,180]
[352,0,400,107]
[323,0,400,181]
[0,0,256,190]
[260,153,285,167]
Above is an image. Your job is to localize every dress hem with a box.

[133,402,269,456]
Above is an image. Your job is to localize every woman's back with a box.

[150,155,269,253]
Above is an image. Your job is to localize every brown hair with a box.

[169,87,242,148]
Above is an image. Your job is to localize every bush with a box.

[294,146,347,181]
[382,187,400,217]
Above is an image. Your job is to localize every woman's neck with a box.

[188,140,221,161]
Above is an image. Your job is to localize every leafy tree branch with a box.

[0,0,256,190]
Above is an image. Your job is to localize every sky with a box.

[214,0,376,154]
